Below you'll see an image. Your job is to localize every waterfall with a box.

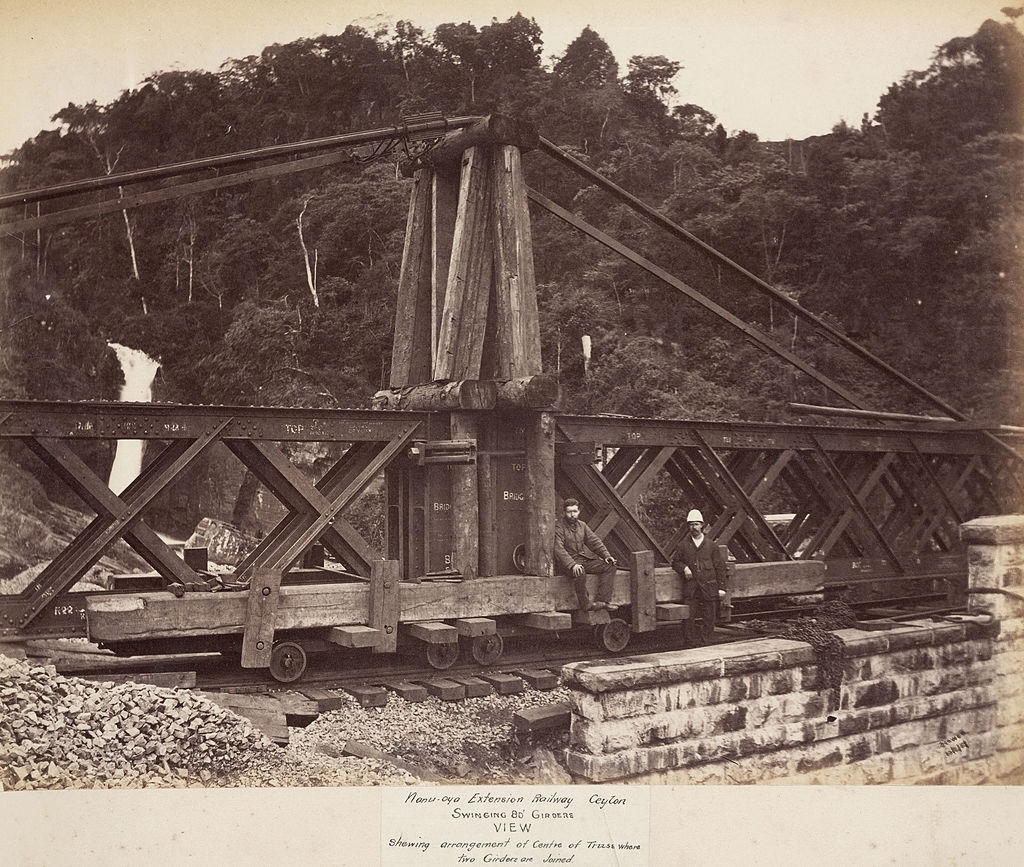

[107,343,160,494]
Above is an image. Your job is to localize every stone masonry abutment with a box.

[562,515,1024,784]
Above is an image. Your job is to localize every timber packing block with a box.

[420,678,465,700]
[344,685,388,708]
[299,687,348,712]
[197,691,290,745]
[478,672,524,694]
[449,674,494,697]
[272,692,320,727]
[513,702,572,733]
[381,680,429,702]
[515,668,560,690]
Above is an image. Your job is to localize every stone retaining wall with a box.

[562,515,1024,784]
[963,515,1024,783]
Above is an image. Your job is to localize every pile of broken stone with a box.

[1,652,572,790]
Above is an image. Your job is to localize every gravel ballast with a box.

[0,653,572,790]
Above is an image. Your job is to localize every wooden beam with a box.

[630,550,657,633]
[434,146,494,380]
[518,611,572,631]
[451,413,480,578]
[526,411,556,577]
[494,374,561,409]
[730,560,825,597]
[406,621,459,643]
[371,380,496,411]
[432,167,460,362]
[369,559,400,654]
[420,115,539,171]
[85,563,835,641]
[491,145,543,378]
[326,625,382,648]
[454,617,496,636]
[390,168,434,387]
[656,603,688,621]
[240,567,283,669]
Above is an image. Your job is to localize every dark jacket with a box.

[672,535,727,591]
[553,518,610,572]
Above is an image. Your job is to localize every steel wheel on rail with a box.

[595,618,631,653]
[268,641,308,683]
[425,642,459,670]
[470,633,504,666]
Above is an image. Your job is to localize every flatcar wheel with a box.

[426,642,459,670]
[268,641,307,683]
[470,633,504,666]
[595,618,631,653]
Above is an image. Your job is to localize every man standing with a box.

[554,498,617,611]
[671,509,727,645]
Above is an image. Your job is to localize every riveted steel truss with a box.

[554,416,1024,581]
[2,401,1021,638]
[0,400,428,638]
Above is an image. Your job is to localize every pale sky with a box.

[0,0,1012,156]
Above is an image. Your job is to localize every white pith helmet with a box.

[686,509,705,524]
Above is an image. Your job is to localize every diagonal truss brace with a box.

[5,421,229,628]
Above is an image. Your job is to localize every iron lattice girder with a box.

[224,431,418,578]
[0,400,431,441]
[4,425,227,629]
[1,402,1021,635]
[21,437,199,586]
[555,415,1022,568]
[0,402,430,633]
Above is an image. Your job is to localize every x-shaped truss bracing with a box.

[554,418,1023,579]
[0,402,425,636]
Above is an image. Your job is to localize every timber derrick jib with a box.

[2,113,1022,677]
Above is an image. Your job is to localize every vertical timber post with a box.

[240,566,283,669]
[369,559,400,654]
[491,143,543,379]
[433,146,494,381]
[477,417,498,577]
[630,550,656,633]
[390,168,434,386]
[432,168,459,361]
[451,412,480,578]
[526,411,555,577]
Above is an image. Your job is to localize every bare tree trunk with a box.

[35,203,41,278]
[119,188,140,281]
[184,213,197,304]
[296,198,320,308]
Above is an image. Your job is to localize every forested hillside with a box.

[2,12,1022,424]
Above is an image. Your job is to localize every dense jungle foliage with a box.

[1,13,1023,424]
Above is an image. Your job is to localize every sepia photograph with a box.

[1,1,1022,863]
